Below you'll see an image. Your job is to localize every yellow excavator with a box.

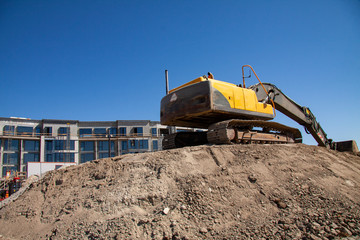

[160,65,358,152]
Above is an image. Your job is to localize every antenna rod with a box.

[165,70,169,95]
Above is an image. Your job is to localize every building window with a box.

[133,127,143,136]
[46,140,75,151]
[3,125,15,136]
[17,126,33,136]
[54,140,75,150]
[57,153,75,162]
[45,141,53,151]
[44,127,52,136]
[139,140,148,149]
[23,153,40,164]
[3,153,19,165]
[94,128,107,137]
[80,141,94,151]
[97,140,115,159]
[46,153,53,162]
[109,127,117,136]
[98,141,115,151]
[81,153,94,163]
[151,128,157,136]
[119,127,126,136]
[98,152,115,159]
[46,153,75,162]
[58,127,70,136]
[121,141,128,150]
[24,140,40,151]
[79,128,92,137]
[35,126,41,136]
[153,140,158,150]
[128,140,138,149]
[54,141,63,150]
[4,139,19,151]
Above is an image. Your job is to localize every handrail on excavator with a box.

[242,65,276,116]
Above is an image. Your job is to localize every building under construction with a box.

[0,117,178,179]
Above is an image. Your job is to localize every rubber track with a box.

[207,120,302,145]
[162,133,177,150]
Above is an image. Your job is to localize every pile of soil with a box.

[0,144,359,239]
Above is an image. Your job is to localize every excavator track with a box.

[162,131,208,150]
[163,120,302,150]
[207,120,302,145]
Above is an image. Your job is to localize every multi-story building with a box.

[0,117,172,177]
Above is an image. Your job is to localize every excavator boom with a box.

[249,83,330,147]
[249,82,358,152]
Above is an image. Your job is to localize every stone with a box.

[309,234,322,240]
[338,227,352,237]
[274,198,287,209]
[248,174,257,183]
[199,227,208,234]
[329,223,338,229]
[330,229,338,235]
[163,207,170,215]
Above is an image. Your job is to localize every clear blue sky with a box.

[1,0,359,145]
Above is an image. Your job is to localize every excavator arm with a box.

[249,82,358,152]
[249,83,330,147]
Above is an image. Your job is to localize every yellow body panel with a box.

[168,77,273,115]
[169,77,206,94]
[257,102,273,114]
[211,80,236,108]
[211,79,273,115]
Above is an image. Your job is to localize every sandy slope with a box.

[0,143,359,239]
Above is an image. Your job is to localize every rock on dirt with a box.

[0,143,359,239]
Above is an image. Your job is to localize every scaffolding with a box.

[0,171,26,201]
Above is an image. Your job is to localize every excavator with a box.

[160,65,358,152]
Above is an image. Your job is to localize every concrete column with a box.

[40,136,45,162]
[95,140,98,160]
[74,139,79,165]
[0,140,3,176]
[19,139,23,172]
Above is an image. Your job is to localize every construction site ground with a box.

[0,143,359,239]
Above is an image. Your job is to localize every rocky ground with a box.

[0,143,359,239]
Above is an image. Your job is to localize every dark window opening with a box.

[94,128,107,137]
[80,141,94,151]
[58,127,70,136]
[4,139,19,151]
[17,126,33,136]
[79,128,92,137]
[133,127,143,136]
[3,125,15,136]
[119,127,127,136]
[24,140,40,151]
[44,127,52,136]
[109,127,117,136]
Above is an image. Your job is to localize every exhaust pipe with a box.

[165,70,169,95]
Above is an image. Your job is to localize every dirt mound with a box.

[0,144,359,239]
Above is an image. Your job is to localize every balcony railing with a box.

[1,131,160,138]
